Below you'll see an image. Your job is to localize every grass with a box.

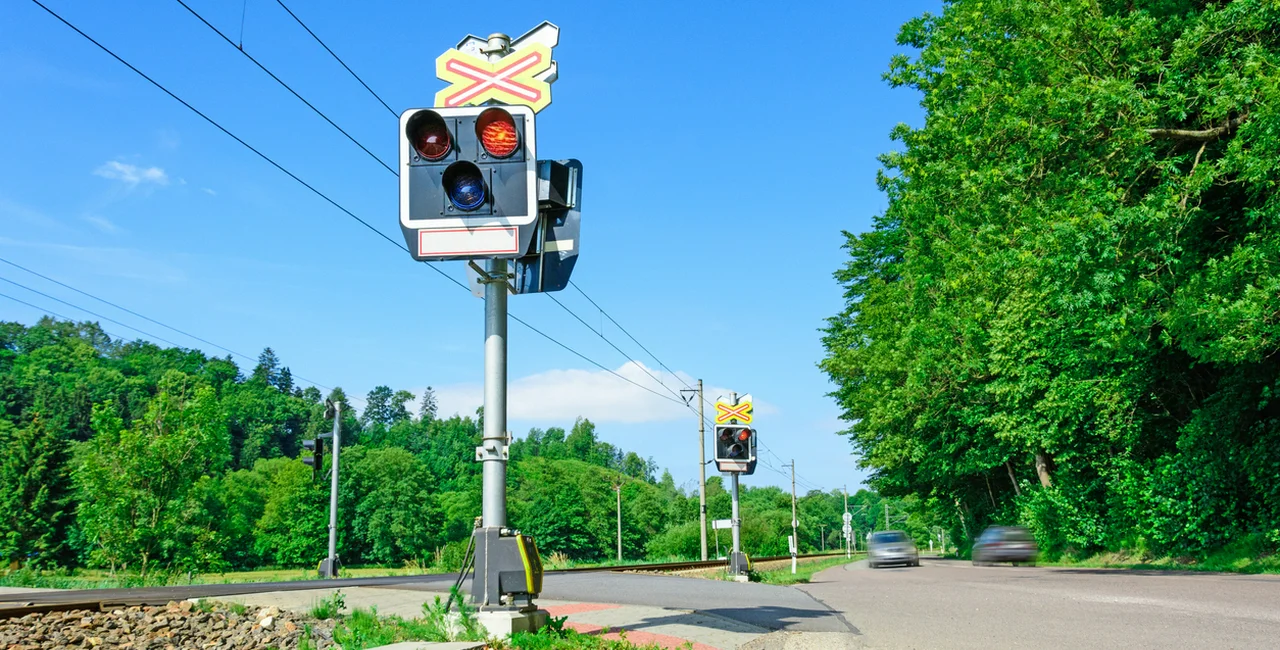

[0,563,443,590]
[1043,545,1280,574]
[308,590,346,620]
[705,554,862,585]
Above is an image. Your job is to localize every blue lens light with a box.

[444,163,486,211]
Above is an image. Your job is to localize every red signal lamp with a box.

[476,108,519,158]
[407,111,452,161]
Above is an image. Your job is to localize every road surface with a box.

[799,558,1280,648]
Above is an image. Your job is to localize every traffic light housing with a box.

[302,438,324,476]
[715,424,756,474]
[399,105,539,261]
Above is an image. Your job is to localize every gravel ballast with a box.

[1,599,338,649]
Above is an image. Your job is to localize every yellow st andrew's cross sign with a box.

[433,24,558,114]
[715,399,754,425]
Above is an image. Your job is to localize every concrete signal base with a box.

[448,609,550,638]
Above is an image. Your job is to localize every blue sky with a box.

[0,0,936,496]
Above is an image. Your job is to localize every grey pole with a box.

[820,524,826,552]
[789,459,797,574]
[614,482,623,562]
[327,402,341,577]
[730,472,742,566]
[481,258,509,528]
[844,486,851,559]
[729,392,742,573]
[697,379,707,561]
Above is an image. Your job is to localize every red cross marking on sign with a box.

[715,401,753,424]
[441,49,545,108]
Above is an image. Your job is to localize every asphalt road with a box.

[800,558,1280,649]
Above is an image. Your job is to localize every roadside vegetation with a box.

[0,319,906,582]
[820,0,1280,565]
[749,555,862,585]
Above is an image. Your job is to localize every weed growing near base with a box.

[502,617,677,649]
[327,586,487,650]
[309,590,346,620]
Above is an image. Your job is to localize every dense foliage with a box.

[822,0,1280,558]
[0,318,894,574]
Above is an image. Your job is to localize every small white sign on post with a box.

[713,519,733,530]
[843,512,853,523]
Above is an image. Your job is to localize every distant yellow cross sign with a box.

[715,400,753,425]
[435,43,554,113]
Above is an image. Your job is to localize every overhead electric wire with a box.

[569,280,694,391]
[273,0,397,117]
[238,5,702,407]
[544,292,688,402]
[184,0,697,412]
[0,256,248,361]
[0,291,128,341]
[171,0,396,175]
[0,257,348,400]
[1,274,186,348]
[28,0,683,409]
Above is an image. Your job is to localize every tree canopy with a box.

[821,0,1280,557]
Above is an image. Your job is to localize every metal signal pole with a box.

[729,392,743,573]
[481,258,510,529]
[326,401,341,577]
[698,379,707,561]
[786,459,798,574]
[844,486,851,559]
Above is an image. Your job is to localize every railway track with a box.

[0,552,854,617]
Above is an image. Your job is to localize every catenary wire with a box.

[0,257,348,400]
[543,292,689,402]
[237,5,702,404]
[0,291,133,342]
[185,0,700,414]
[0,256,250,361]
[28,0,683,408]
[273,0,397,117]
[171,0,396,175]
[1,274,186,348]
[570,280,694,391]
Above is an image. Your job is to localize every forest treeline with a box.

[822,0,1280,559]
[0,318,905,574]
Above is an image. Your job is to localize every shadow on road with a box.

[700,604,857,633]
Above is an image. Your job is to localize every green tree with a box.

[821,0,1280,556]
[73,372,229,573]
[0,416,70,566]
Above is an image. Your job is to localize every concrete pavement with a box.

[799,558,1280,649]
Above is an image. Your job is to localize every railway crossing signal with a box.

[302,438,323,477]
[399,104,540,261]
[714,424,757,474]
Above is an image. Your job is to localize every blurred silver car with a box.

[972,526,1038,565]
[868,530,919,568]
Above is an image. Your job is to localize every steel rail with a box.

[0,553,857,617]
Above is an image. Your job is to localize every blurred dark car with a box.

[868,530,919,568]
[972,526,1038,565]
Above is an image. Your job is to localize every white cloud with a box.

[202,188,217,196]
[93,161,169,187]
[84,215,119,233]
[433,362,738,424]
